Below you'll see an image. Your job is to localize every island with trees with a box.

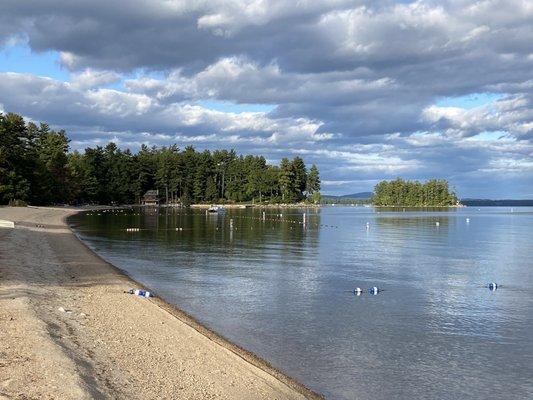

[373,178,459,207]
[0,112,321,206]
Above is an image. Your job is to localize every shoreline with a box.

[189,203,320,209]
[0,206,323,399]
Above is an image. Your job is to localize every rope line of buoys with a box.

[350,283,502,297]
[351,286,383,296]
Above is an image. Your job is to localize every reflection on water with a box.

[69,207,533,400]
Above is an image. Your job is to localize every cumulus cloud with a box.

[0,0,532,197]
[423,95,532,138]
[0,72,330,145]
[70,68,120,90]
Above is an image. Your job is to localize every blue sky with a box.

[0,43,68,80]
[436,93,504,109]
[0,1,531,198]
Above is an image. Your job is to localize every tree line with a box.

[373,178,458,206]
[0,113,321,206]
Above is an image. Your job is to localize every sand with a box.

[0,206,322,400]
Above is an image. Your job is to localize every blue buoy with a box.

[353,287,363,296]
[368,286,380,295]
[488,283,498,291]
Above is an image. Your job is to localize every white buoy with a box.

[230,219,234,230]
[488,282,498,291]
[366,222,370,229]
[368,287,380,295]
[435,221,440,226]
[263,211,266,221]
[466,218,470,223]
[353,287,363,296]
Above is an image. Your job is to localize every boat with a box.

[207,205,226,213]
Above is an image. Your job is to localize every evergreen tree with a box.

[0,113,35,204]
[0,113,322,206]
[291,156,307,200]
[306,164,320,195]
[373,178,457,206]
[279,158,296,202]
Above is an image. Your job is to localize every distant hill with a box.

[321,192,373,205]
[340,192,373,199]
[324,192,373,200]
[461,199,533,207]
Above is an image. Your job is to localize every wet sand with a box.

[0,206,322,399]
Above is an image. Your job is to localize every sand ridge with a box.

[0,206,322,400]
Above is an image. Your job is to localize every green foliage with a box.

[279,158,296,202]
[8,199,28,207]
[0,113,321,205]
[373,178,458,206]
[310,191,322,204]
[291,157,307,201]
[306,164,320,195]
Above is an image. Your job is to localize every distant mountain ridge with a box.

[323,192,373,199]
[460,199,533,206]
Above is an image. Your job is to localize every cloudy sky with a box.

[0,0,531,198]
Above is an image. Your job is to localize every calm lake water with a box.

[68,206,533,399]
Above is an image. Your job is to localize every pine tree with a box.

[291,157,307,201]
[279,158,296,202]
[0,113,321,206]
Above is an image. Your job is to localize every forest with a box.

[373,178,458,207]
[0,113,321,206]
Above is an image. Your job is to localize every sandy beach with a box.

[0,206,321,399]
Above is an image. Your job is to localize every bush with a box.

[8,199,28,207]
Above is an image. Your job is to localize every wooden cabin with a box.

[142,190,159,206]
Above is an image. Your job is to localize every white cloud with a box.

[0,72,332,146]
[1,0,532,197]
[70,69,120,90]
[422,95,532,138]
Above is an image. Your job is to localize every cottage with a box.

[142,190,159,206]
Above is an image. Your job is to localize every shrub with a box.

[8,199,28,207]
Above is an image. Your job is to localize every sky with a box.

[0,1,531,198]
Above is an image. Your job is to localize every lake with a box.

[68,206,533,399]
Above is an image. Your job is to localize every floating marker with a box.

[353,287,363,296]
[435,221,440,226]
[466,218,470,223]
[366,222,370,229]
[488,282,498,291]
[230,219,234,230]
[368,286,380,295]
[263,211,266,221]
